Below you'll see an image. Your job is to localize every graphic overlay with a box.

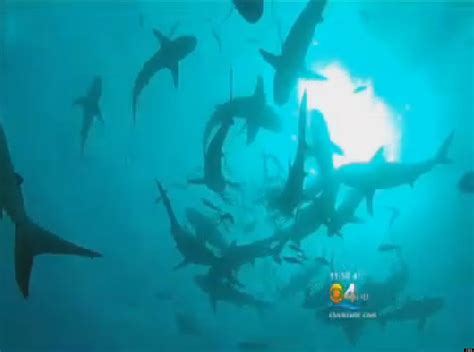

[328,271,377,320]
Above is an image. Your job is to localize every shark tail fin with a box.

[15,218,101,298]
[434,131,454,165]
[259,49,280,70]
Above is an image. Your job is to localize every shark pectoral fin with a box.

[259,49,280,70]
[14,172,24,186]
[366,190,375,216]
[173,259,189,270]
[169,63,179,88]
[299,67,328,81]
[246,121,260,145]
[153,29,171,47]
[417,317,427,331]
[331,142,344,156]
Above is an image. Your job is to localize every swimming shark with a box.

[326,188,365,237]
[189,116,239,197]
[306,108,342,217]
[132,29,197,122]
[363,254,409,313]
[336,132,454,215]
[73,76,103,156]
[308,109,343,180]
[185,207,229,251]
[203,76,281,147]
[233,0,264,23]
[0,123,101,298]
[378,296,444,331]
[194,271,271,313]
[211,235,283,282]
[155,181,220,269]
[280,259,329,298]
[260,0,328,105]
[270,91,308,215]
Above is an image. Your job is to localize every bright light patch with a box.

[298,62,400,167]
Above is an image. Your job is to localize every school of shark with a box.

[0,0,473,350]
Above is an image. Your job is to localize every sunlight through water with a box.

[298,62,401,167]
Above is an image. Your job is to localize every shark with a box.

[260,0,328,105]
[308,109,343,181]
[155,180,220,269]
[185,207,229,252]
[194,271,271,313]
[189,115,239,197]
[326,188,365,237]
[269,91,308,215]
[336,132,454,215]
[203,76,281,147]
[73,76,103,156]
[363,254,409,313]
[0,123,101,298]
[132,29,197,122]
[378,296,444,331]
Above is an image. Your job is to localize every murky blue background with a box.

[0,1,472,351]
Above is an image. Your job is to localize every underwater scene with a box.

[0,0,473,351]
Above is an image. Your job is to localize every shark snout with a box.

[181,36,197,54]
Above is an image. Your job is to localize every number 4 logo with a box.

[344,283,357,303]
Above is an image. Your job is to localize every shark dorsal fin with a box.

[331,142,344,156]
[370,147,385,163]
[153,29,171,47]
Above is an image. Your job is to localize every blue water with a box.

[0,1,473,351]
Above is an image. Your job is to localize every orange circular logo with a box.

[330,283,344,304]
